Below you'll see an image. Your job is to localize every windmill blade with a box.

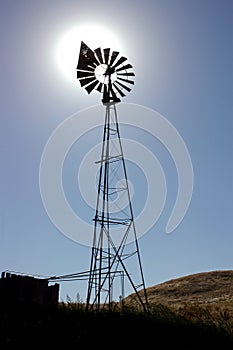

[76,65,95,72]
[113,83,126,98]
[103,48,110,64]
[80,76,96,87]
[109,51,119,66]
[117,72,135,77]
[85,80,99,94]
[77,41,99,70]
[117,77,134,85]
[77,70,95,79]
[96,82,103,92]
[115,64,133,72]
[112,56,127,69]
[94,47,104,64]
[115,80,131,92]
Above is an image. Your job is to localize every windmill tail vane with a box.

[77,41,135,104]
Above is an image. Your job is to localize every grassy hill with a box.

[127,269,233,306]
[0,270,233,348]
[125,269,233,338]
[145,269,233,306]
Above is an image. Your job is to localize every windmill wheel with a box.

[77,41,135,104]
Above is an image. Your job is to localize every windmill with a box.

[77,41,149,313]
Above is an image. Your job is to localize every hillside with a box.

[147,270,233,306]
[125,269,233,336]
[126,270,233,307]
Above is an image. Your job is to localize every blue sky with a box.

[1,0,232,302]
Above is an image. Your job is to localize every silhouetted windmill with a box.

[77,41,149,313]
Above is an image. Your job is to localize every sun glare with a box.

[56,24,123,83]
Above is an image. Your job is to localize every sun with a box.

[55,24,123,83]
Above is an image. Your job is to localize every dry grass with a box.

[124,269,233,336]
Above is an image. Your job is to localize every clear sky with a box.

[1,0,232,302]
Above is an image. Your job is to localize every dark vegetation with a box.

[0,270,233,348]
[0,303,232,348]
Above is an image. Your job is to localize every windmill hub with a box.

[94,64,117,84]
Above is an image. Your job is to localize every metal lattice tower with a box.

[76,42,149,312]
